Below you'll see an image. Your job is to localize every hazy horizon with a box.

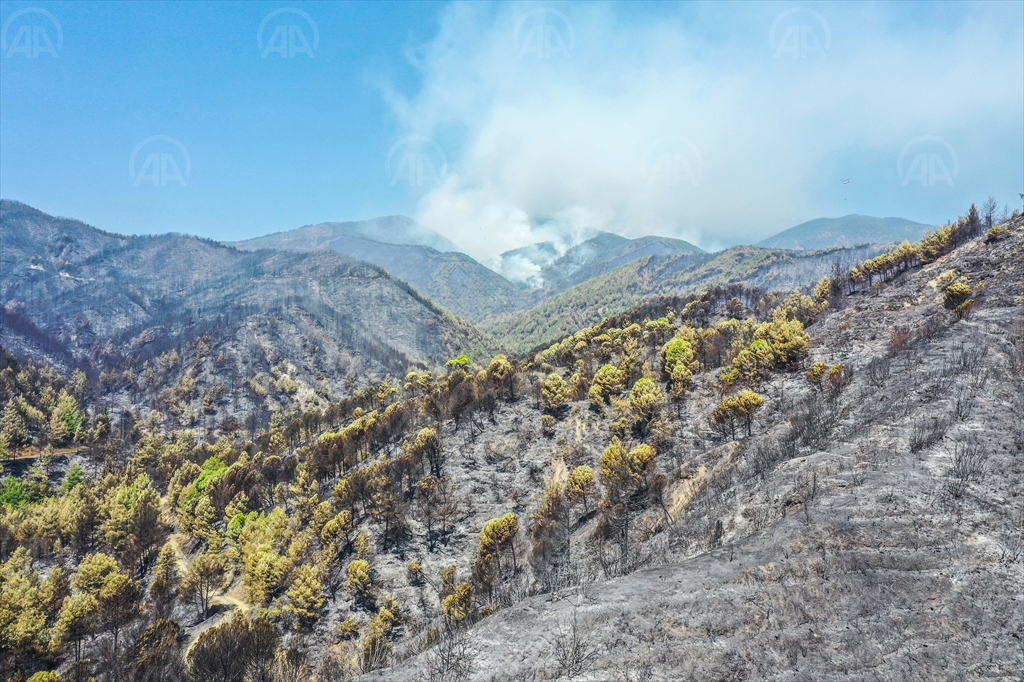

[0,196,937,255]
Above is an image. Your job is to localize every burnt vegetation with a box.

[0,205,1021,681]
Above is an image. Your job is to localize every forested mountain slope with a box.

[233,230,527,324]
[483,243,887,353]
[492,232,704,291]
[542,234,705,293]
[0,201,498,427]
[228,211,923,336]
[1,205,1017,682]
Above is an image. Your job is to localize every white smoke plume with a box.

[381,2,1023,263]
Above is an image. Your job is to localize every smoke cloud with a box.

[381,2,1023,263]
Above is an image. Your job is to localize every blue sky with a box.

[1,1,1021,258]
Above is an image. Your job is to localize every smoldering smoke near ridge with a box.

[484,214,604,285]
[378,2,1022,262]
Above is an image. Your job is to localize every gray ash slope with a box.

[0,200,498,408]
[374,218,1024,681]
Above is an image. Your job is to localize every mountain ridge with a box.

[491,231,705,290]
[236,216,459,253]
[0,200,500,423]
[758,214,931,250]
[231,225,526,324]
[483,242,887,353]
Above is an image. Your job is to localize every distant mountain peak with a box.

[758,215,930,250]
[490,231,704,289]
[237,216,458,254]
[229,216,525,322]
[1,202,498,398]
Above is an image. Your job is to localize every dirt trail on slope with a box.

[165,519,250,649]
